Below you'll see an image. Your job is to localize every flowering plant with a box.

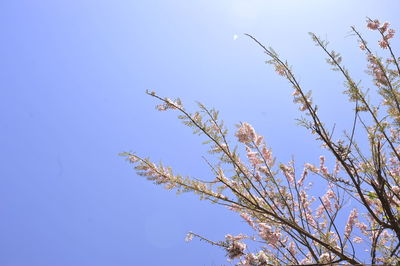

[121,19,400,265]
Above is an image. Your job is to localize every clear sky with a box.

[1,0,400,265]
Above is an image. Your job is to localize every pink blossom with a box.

[228,203,241,212]
[352,236,363,243]
[275,64,286,76]
[367,54,388,86]
[281,163,295,184]
[292,89,300,96]
[241,251,268,266]
[386,28,395,40]
[225,234,247,259]
[319,156,329,176]
[379,39,389,49]
[258,223,280,246]
[298,202,316,228]
[333,160,340,176]
[192,112,201,122]
[300,253,312,265]
[297,168,308,186]
[316,189,336,217]
[225,234,247,241]
[261,146,273,166]
[128,155,139,163]
[155,98,182,111]
[288,241,297,255]
[246,147,262,166]
[379,21,390,33]
[367,19,380,30]
[378,230,392,246]
[185,232,194,242]
[345,209,358,238]
[156,104,168,111]
[241,253,257,265]
[304,163,318,172]
[319,253,331,263]
[355,222,368,236]
[235,123,257,144]
[255,135,264,146]
[240,212,255,229]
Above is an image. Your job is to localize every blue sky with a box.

[1,1,399,265]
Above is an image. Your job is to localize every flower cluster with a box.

[280,162,295,184]
[292,89,312,112]
[225,234,247,260]
[235,123,257,144]
[185,232,194,242]
[316,189,337,218]
[344,209,358,239]
[367,19,395,49]
[239,251,269,266]
[274,64,286,76]
[155,97,183,111]
[258,223,281,247]
[367,54,388,87]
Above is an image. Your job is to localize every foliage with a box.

[121,18,400,265]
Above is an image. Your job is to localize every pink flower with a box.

[240,212,255,229]
[292,89,300,96]
[319,156,329,176]
[225,234,247,241]
[355,222,368,235]
[300,253,312,264]
[258,223,280,246]
[275,64,286,76]
[156,104,168,111]
[280,163,295,184]
[297,168,308,186]
[367,19,380,30]
[305,212,316,227]
[319,253,331,263]
[333,160,340,176]
[288,241,297,255]
[261,146,273,166]
[241,251,268,265]
[246,147,262,166]
[379,230,392,245]
[255,135,264,146]
[304,163,318,172]
[379,21,390,33]
[128,155,139,163]
[235,123,257,144]
[185,232,194,242]
[316,189,336,217]
[225,234,247,259]
[241,253,257,265]
[299,104,307,111]
[352,236,363,243]
[367,54,388,86]
[345,209,358,238]
[386,28,395,40]
[155,98,182,111]
[379,39,389,49]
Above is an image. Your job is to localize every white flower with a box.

[185,232,194,242]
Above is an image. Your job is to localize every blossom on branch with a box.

[123,19,400,265]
